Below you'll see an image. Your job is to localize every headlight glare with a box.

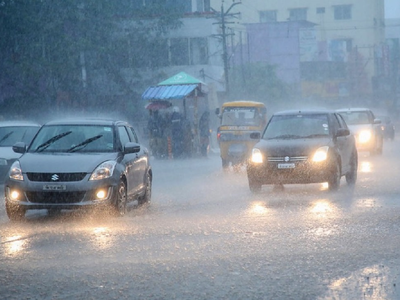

[9,161,23,181]
[358,130,371,143]
[90,161,117,181]
[312,146,329,162]
[251,148,263,163]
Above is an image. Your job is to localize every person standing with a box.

[199,111,210,157]
[171,106,183,158]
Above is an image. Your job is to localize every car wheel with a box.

[345,150,358,185]
[222,159,229,169]
[376,136,383,155]
[5,201,26,221]
[328,160,341,191]
[248,177,262,193]
[139,171,152,205]
[113,180,127,216]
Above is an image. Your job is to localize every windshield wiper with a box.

[67,134,102,152]
[35,131,72,152]
[267,134,302,140]
[301,133,328,138]
[0,131,14,145]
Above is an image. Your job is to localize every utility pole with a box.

[212,1,241,97]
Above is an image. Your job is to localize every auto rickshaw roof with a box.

[222,100,266,108]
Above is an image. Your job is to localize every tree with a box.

[0,0,182,120]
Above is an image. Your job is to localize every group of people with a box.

[147,107,210,159]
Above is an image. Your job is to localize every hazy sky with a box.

[385,0,400,19]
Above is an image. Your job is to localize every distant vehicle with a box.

[4,118,152,221]
[0,121,41,183]
[336,108,384,155]
[216,101,268,169]
[247,110,357,193]
[377,115,395,140]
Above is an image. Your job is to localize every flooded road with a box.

[1,139,400,299]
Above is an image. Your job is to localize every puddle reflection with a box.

[3,235,27,256]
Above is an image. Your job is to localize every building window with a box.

[170,38,189,65]
[190,38,208,65]
[196,0,210,12]
[316,7,325,14]
[289,8,307,21]
[334,5,352,20]
[259,10,277,23]
[169,37,208,66]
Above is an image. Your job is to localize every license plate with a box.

[278,163,295,169]
[43,185,66,191]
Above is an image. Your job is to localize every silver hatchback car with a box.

[4,118,152,221]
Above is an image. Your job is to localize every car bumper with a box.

[247,160,333,185]
[4,176,119,210]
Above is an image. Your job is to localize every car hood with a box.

[347,124,373,134]
[19,152,119,173]
[255,137,332,156]
[0,147,22,160]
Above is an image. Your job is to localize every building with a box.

[211,0,386,104]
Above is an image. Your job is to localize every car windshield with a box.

[221,107,262,126]
[28,124,114,153]
[338,111,371,125]
[263,113,330,139]
[0,126,39,146]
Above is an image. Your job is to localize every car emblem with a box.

[284,156,290,162]
[51,174,59,181]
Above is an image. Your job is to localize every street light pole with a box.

[213,1,241,98]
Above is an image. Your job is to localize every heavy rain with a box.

[1,1,400,299]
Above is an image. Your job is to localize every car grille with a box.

[26,172,87,182]
[26,191,86,204]
[268,156,308,162]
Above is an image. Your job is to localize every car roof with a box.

[0,120,41,127]
[272,109,335,116]
[336,108,372,112]
[43,118,131,127]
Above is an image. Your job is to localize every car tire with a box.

[345,150,358,185]
[248,177,262,193]
[376,136,383,155]
[5,202,26,221]
[328,160,341,191]
[222,159,229,169]
[113,180,127,216]
[139,171,152,205]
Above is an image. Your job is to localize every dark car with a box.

[336,108,384,155]
[0,121,41,183]
[377,115,395,140]
[4,118,152,221]
[247,110,358,193]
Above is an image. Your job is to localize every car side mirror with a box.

[336,128,350,137]
[12,142,27,154]
[215,108,220,115]
[374,118,381,124]
[250,132,261,139]
[124,142,140,154]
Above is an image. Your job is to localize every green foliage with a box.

[0,0,181,118]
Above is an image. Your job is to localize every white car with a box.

[336,108,384,155]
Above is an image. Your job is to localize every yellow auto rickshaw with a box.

[215,101,267,169]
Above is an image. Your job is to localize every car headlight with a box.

[251,148,263,163]
[312,146,329,162]
[9,161,24,181]
[358,130,371,143]
[89,161,117,181]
